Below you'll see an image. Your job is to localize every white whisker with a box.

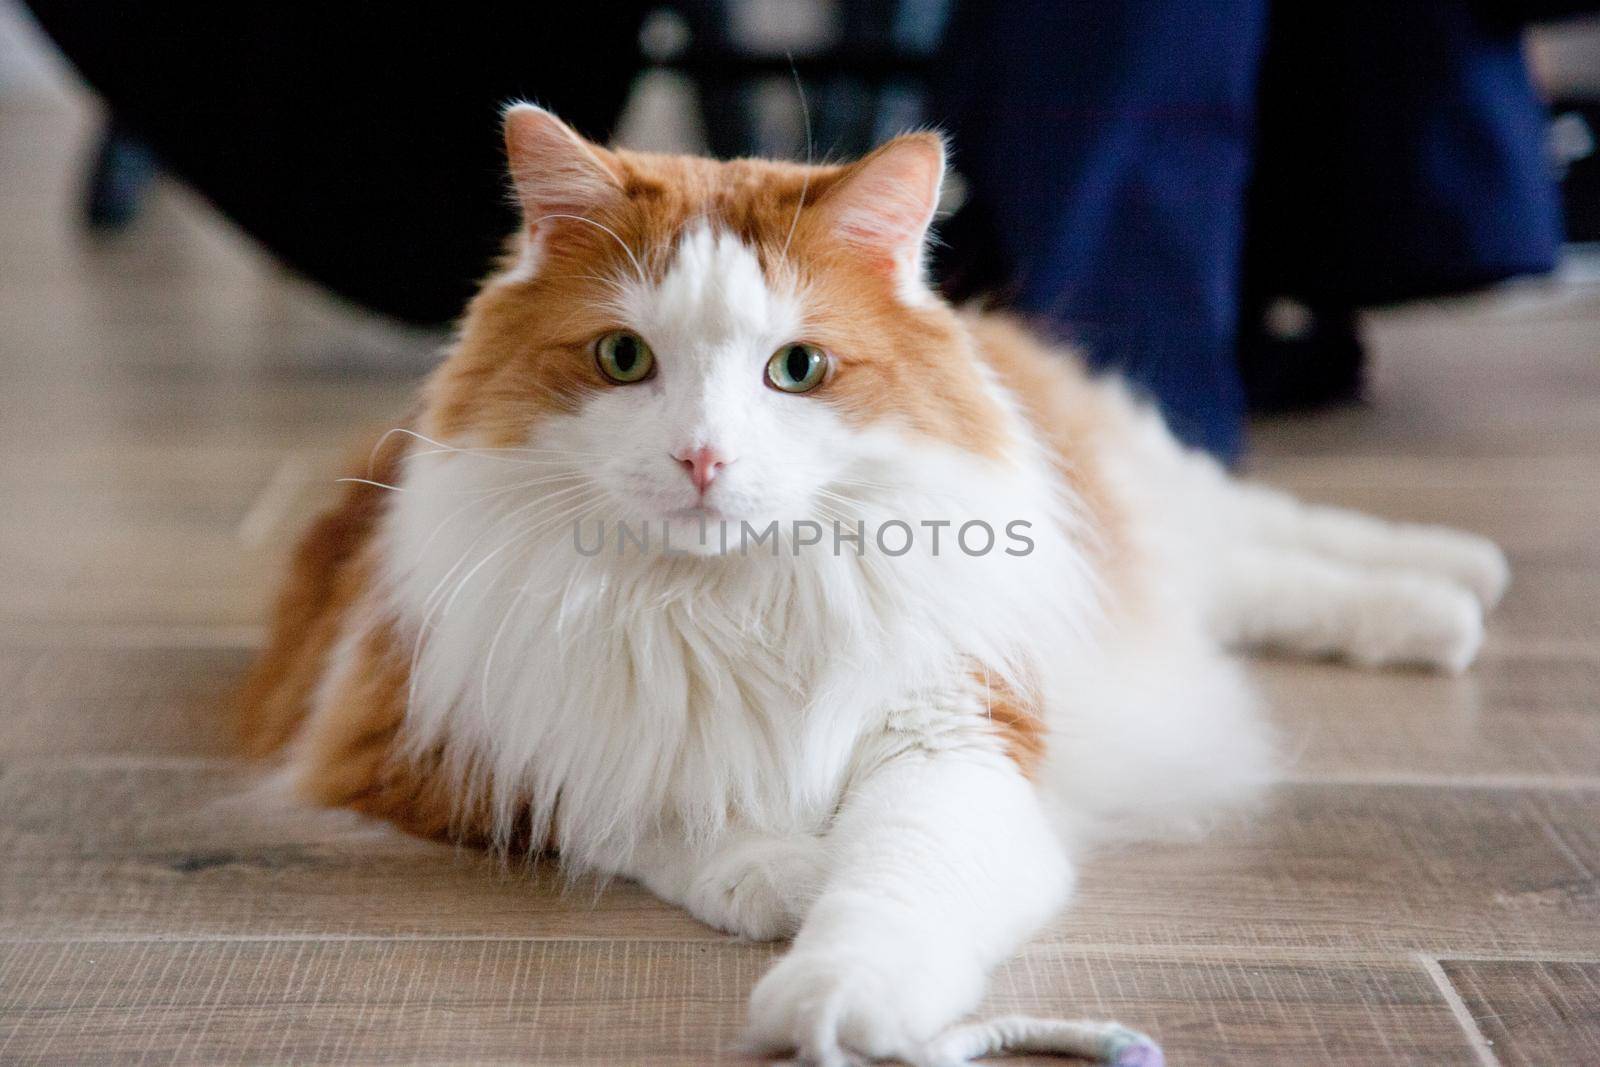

[337,477,408,493]
[414,483,593,643]
[529,212,647,283]
[782,55,814,261]
[438,486,604,621]
[410,445,606,459]
[338,471,585,496]
[478,494,610,721]
[406,483,603,720]
[371,426,606,468]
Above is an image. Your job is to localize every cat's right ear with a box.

[502,104,623,228]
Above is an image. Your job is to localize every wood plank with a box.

[1439,960,1600,1067]
[0,647,248,758]
[1262,648,1600,781]
[0,377,411,453]
[1253,295,1600,461]
[992,948,1483,1066]
[1491,565,1600,648]
[0,441,277,631]
[1054,784,1600,957]
[0,940,1483,1066]
[0,438,357,631]
[5,761,1597,955]
[1244,456,1599,572]
[0,761,711,943]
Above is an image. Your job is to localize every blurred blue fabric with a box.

[932,0,1563,462]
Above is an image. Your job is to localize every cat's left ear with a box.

[813,132,946,296]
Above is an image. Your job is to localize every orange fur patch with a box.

[293,616,536,851]
[236,425,410,758]
[969,312,1144,615]
[236,427,534,850]
[975,670,1048,778]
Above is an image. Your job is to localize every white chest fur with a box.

[372,429,1093,875]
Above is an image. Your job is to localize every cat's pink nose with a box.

[672,445,729,494]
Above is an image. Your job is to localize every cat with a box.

[239,104,1508,1065]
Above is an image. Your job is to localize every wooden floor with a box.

[2,93,1598,1067]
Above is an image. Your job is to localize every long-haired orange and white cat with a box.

[241,105,1507,1066]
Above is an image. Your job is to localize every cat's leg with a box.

[1226,481,1509,608]
[1209,543,1485,671]
[626,826,829,941]
[745,705,1070,1065]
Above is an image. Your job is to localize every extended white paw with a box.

[1347,574,1484,673]
[1400,526,1510,610]
[746,942,983,1065]
[1447,536,1510,610]
[683,834,825,941]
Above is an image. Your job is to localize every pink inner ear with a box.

[503,104,621,223]
[821,135,946,263]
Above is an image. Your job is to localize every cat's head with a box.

[419,105,1012,551]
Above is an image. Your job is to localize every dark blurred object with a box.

[672,0,944,162]
[1237,304,1366,414]
[1474,1,1600,26]
[1242,0,1562,310]
[932,0,1567,446]
[1552,101,1600,241]
[29,3,651,324]
[82,120,157,232]
[1232,0,1566,415]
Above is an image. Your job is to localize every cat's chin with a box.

[663,504,724,522]
[658,509,744,558]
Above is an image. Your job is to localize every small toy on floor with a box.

[918,1016,1163,1067]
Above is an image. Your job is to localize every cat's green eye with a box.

[766,343,829,394]
[596,331,655,384]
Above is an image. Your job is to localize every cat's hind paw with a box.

[1344,573,1485,673]
[1214,546,1491,673]
[1390,525,1510,610]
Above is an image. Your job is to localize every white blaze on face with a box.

[542,223,853,537]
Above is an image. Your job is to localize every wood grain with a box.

[0,648,248,758]
[0,761,713,944]
[5,759,1597,956]
[1439,960,1600,1067]
[0,440,373,632]
[0,940,1487,1066]
[1261,648,1600,781]
[1249,455,1600,574]
[1056,784,1600,957]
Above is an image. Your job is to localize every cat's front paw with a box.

[746,940,983,1065]
[683,833,826,941]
